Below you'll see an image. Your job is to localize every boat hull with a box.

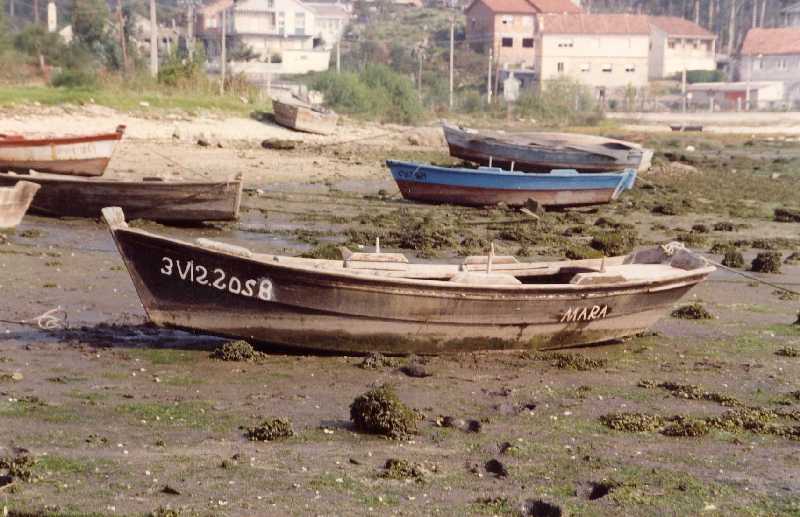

[388,160,636,207]
[0,173,242,222]
[0,126,125,176]
[0,181,40,228]
[443,123,644,173]
[272,100,338,135]
[106,217,711,354]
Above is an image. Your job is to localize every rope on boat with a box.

[666,242,800,297]
[0,307,68,330]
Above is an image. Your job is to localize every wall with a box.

[740,54,800,104]
[537,33,649,94]
[492,13,536,68]
[227,49,331,75]
[465,0,495,53]
[660,35,715,77]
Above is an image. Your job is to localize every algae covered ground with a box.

[1,129,800,516]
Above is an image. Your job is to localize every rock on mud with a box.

[350,384,419,439]
[774,208,800,223]
[358,352,398,370]
[521,499,563,517]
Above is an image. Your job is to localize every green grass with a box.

[0,84,270,115]
[35,455,111,476]
[129,348,198,365]
[114,401,235,431]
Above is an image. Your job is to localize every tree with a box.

[72,0,108,47]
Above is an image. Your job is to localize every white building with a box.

[648,16,716,79]
[740,27,800,107]
[534,13,650,102]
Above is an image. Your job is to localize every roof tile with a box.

[538,13,650,35]
[648,16,715,38]
[742,27,800,56]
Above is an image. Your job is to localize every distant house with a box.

[648,16,716,79]
[740,27,800,106]
[534,13,650,102]
[464,0,581,69]
[305,2,353,50]
[687,81,784,111]
[198,0,335,75]
[132,13,183,57]
[780,2,800,27]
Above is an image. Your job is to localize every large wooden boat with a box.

[0,181,40,228]
[387,160,636,207]
[443,122,652,173]
[0,125,126,177]
[0,172,242,222]
[272,98,338,135]
[104,206,715,354]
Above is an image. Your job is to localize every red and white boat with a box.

[0,125,126,177]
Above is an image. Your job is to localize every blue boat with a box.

[387,160,636,208]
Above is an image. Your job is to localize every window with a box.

[692,39,699,49]
[501,15,513,24]
[277,11,285,33]
[580,63,590,72]
[557,39,573,48]
[601,63,612,72]
[522,38,534,48]
[624,64,635,72]
[267,0,274,8]
[557,62,564,72]
[668,39,676,49]
[295,12,305,35]
[501,37,513,47]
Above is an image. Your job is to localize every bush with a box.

[513,76,602,126]
[310,64,423,124]
[51,68,97,88]
[685,69,724,84]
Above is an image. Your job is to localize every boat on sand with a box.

[0,181,40,228]
[272,98,338,135]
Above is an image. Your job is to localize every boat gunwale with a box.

[386,159,635,180]
[109,218,716,295]
[0,172,243,188]
[0,125,126,148]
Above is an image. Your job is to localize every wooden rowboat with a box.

[669,124,703,132]
[0,125,125,177]
[272,98,338,135]
[0,181,40,228]
[0,172,242,223]
[387,160,636,208]
[443,122,651,173]
[103,206,714,354]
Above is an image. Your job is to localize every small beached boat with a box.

[0,181,40,228]
[272,98,338,135]
[669,124,703,132]
[443,122,651,173]
[387,160,636,208]
[0,172,242,222]
[103,206,714,354]
[0,125,126,177]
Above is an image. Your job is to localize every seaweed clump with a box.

[0,454,37,482]
[776,347,799,358]
[658,381,741,407]
[358,352,398,370]
[671,303,714,320]
[300,244,342,260]
[529,351,607,371]
[380,458,432,481]
[751,252,782,273]
[774,208,800,223]
[350,384,419,439]
[660,417,710,437]
[212,340,263,361]
[589,231,637,256]
[721,248,745,268]
[245,418,294,441]
[600,412,665,432]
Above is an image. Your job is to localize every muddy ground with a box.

[1,112,800,516]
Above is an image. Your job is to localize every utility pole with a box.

[187,2,195,60]
[117,0,129,73]
[416,43,423,98]
[448,15,454,110]
[681,67,687,113]
[486,48,492,105]
[220,6,227,94]
[149,0,158,77]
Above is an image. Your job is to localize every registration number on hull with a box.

[560,304,609,323]
[160,257,273,301]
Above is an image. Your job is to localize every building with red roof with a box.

[739,27,800,106]
[647,16,717,79]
